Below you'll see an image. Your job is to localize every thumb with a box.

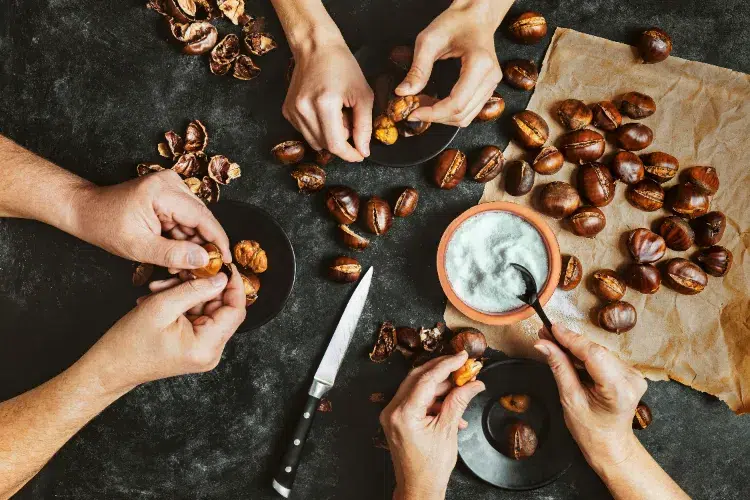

[395,36,440,96]
[440,380,485,428]
[535,340,585,406]
[150,237,210,269]
[147,273,228,326]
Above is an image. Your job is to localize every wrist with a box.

[288,24,346,58]
[584,432,641,477]
[63,182,100,241]
[394,479,447,500]
[69,347,135,407]
[449,0,513,28]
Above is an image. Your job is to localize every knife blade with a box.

[272,267,374,498]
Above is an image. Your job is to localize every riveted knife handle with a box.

[272,395,319,497]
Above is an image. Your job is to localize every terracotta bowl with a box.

[436,201,561,326]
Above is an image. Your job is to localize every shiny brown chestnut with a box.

[475,92,505,122]
[633,402,653,430]
[557,99,593,130]
[504,59,538,90]
[393,187,419,217]
[469,146,504,182]
[669,183,710,219]
[434,149,467,189]
[532,146,564,175]
[626,178,664,211]
[558,129,606,163]
[338,224,370,251]
[569,206,606,237]
[325,186,360,224]
[659,216,695,251]
[696,245,733,277]
[291,163,326,193]
[598,301,637,333]
[508,11,547,44]
[627,228,666,263]
[539,181,581,219]
[590,101,622,131]
[639,28,673,63]
[504,160,535,196]
[610,151,645,185]
[560,255,583,291]
[502,421,538,460]
[329,256,362,283]
[692,211,726,247]
[613,124,654,151]
[449,328,488,358]
[685,166,720,195]
[577,162,616,207]
[641,152,679,183]
[591,269,626,302]
[665,258,707,295]
[619,92,656,119]
[624,264,661,294]
[511,110,549,149]
[315,149,334,166]
[271,140,305,165]
[365,196,393,235]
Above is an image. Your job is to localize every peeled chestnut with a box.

[610,151,645,185]
[504,59,538,90]
[511,110,549,149]
[619,92,656,119]
[591,269,626,302]
[500,394,531,413]
[373,114,398,145]
[685,166,720,194]
[338,224,370,251]
[502,421,538,460]
[452,358,483,387]
[659,216,695,251]
[271,140,305,165]
[234,240,267,274]
[557,99,592,130]
[532,146,564,175]
[539,181,581,219]
[692,211,726,247]
[393,187,419,217]
[192,242,224,278]
[558,129,606,163]
[598,301,637,333]
[329,256,362,283]
[665,258,707,295]
[613,123,654,151]
[475,92,505,122]
[325,186,360,224]
[365,196,393,235]
[590,101,622,131]
[449,328,488,358]
[509,11,547,44]
[577,162,616,207]
[627,228,666,263]
[469,146,504,182]
[624,263,661,294]
[560,255,583,291]
[569,206,606,237]
[633,401,653,430]
[669,182,710,219]
[626,179,664,212]
[696,245,733,277]
[639,28,672,63]
[434,149,467,189]
[504,160,535,196]
[641,152,679,183]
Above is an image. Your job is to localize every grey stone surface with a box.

[1,0,749,499]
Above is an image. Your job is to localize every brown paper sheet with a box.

[444,28,750,413]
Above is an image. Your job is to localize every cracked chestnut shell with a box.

[659,216,695,251]
[132,263,154,287]
[365,196,393,236]
[208,155,241,185]
[388,45,413,70]
[173,151,206,177]
[598,301,637,333]
[329,256,362,283]
[475,92,505,122]
[669,182,710,219]
[532,146,564,175]
[234,240,267,274]
[569,206,606,237]
[434,149,467,189]
[244,32,277,56]
[184,119,208,152]
[641,152,679,183]
[325,186,360,224]
[502,421,538,460]
[624,263,661,294]
[619,92,656,119]
[393,187,419,217]
[291,163,326,193]
[241,272,260,306]
[559,129,605,163]
[685,166,720,195]
[469,146,504,182]
[539,181,581,219]
[590,101,622,131]
[233,55,261,80]
[387,95,420,123]
[512,110,549,149]
[338,224,370,251]
[452,358,483,387]
[137,163,165,176]
[449,328,488,358]
[639,28,672,63]
[560,255,583,291]
[271,140,305,165]
[627,228,666,264]
[696,245,733,277]
[315,149,334,166]
[504,59,538,90]
[179,21,218,55]
[633,402,653,430]
[185,176,219,205]
[591,269,626,302]
[557,99,592,130]
[578,162,615,207]
[499,394,531,413]
[192,243,224,278]
[370,321,397,362]
[692,211,726,247]
[211,33,240,66]
[610,151,645,185]
[504,160,535,196]
[613,123,654,151]
[396,326,421,350]
[509,11,547,44]
[626,179,664,212]
[665,258,707,295]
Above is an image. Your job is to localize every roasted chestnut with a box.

[452,358,483,387]
[665,258,707,295]
[396,326,421,350]
[233,55,261,81]
[329,256,362,283]
[532,146,564,175]
[387,95,420,123]
[511,111,549,149]
[669,182,710,219]
[641,152,679,183]
[365,196,393,236]
[624,263,661,294]
[610,151,645,185]
[315,149,334,166]
[692,211,726,247]
[569,206,606,237]
[449,328,488,358]
[577,162,616,207]
[539,181,581,219]
[558,129,606,163]
[560,255,583,291]
[504,160,535,196]
[508,11,547,44]
[639,28,673,63]
[613,123,654,151]
[502,421,538,460]
[499,394,531,413]
[504,59,538,90]
[591,269,626,302]
[475,92,505,122]
[192,242,224,278]
[325,186,360,224]
[271,140,305,165]
[241,272,260,306]
[388,45,413,71]
[290,163,326,193]
[598,301,637,333]
[469,146,504,182]
[393,187,419,217]
[370,321,397,362]
[619,92,656,119]
[659,216,695,251]
[685,166,719,195]
[557,99,592,130]
[696,245,733,277]
[626,179,664,212]
[434,149,467,189]
[373,115,398,145]
[633,401,653,430]
[590,101,622,131]
[234,240,267,274]
[338,224,370,251]
[627,228,666,264]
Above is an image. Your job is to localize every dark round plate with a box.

[354,44,460,167]
[458,359,576,490]
[210,201,295,332]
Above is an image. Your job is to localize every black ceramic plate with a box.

[354,44,460,167]
[210,201,295,332]
[458,359,576,490]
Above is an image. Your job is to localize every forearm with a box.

[269,0,344,55]
[0,350,130,498]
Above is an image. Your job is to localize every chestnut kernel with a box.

[626,179,664,212]
[560,255,583,291]
[508,11,547,44]
[692,211,726,247]
[633,401,653,430]
[271,140,305,165]
[639,28,672,63]
[325,186,360,224]
[370,321,397,362]
[393,187,419,217]
[569,206,606,238]
[532,146,564,175]
[469,146,504,182]
[598,301,637,333]
[613,123,654,151]
[610,151,645,185]
[659,216,695,251]
[234,240,267,274]
[511,110,549,149]
[290,163,326,193]
[557,99,592,130]
[590,101,622,131]
[591,269,626,302]
[396,326,421,350]
[365,196,393,236]
[665,258,707,295]
[685,166,719,195]
[669,182,710,219]
[504,59,538,91]
[624,263,661,294]
[619,92,656,119]
[452,358,483,387]
[373,114,398,145]
[192,242,224,278]
[338,224,370,251]
[434,149,467,189]
[558,129,606,163]
[627,228,666,264]
[577,162,616,207]
[502,421,538,460]
[641,152,679,183]
[329,256,362,283]
[539,181,581,219]
[504,160,535,196]
[499,394,531,413]
[475,92,505,122]
[449,328,488,358]
[696,245,733,277]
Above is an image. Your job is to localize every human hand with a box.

[284,36,374,161]
[72,170,231,269]
[534,325,647,470]
[380,352,485,500]
[395,0,509,127]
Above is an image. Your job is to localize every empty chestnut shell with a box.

[557,99,593,130]
[624,263,661,294]
[532,146,564,175]
[434,149,467,189]
[569,206,606,237]
[633,401,653,430]
[613,123,654,151]
[610,151,645,185]
[233,55,261,81]
[665,258,707,295]
[475,92,505,122]
[291,163,326,192]
[504,160,535,196]
[271,140,305,165]
[396,326,421,350]
[692,211,726,247]
[207,155,241,185]
[365,196,393,235]
[370,321,397,362]
[393,187,419,217]
[469,146,504,182]
[137,163,165,176]
[560,255,583,291]
[590,101,622,131]
[684,166,719,195]
[504,59,538,90]
[338,224,370,250]
[696,245,733,277]
[577,162,616,207]
[639,28,673,63]
[641,152,679,183]
[669,183,710,219]
[619,92,656,119]
[598,301,637,333]
[508,11,547,44]
[627,228,666,263]
[591,269,626,302]
[502,421,538,460]
[511,110,549,149]
[325,186,360,224]
[449,328,488,358]
[329,256,362,283]
[538,181,581,219]
[626,178,664,212]
[659,216,695,251]
[558,129,606,163]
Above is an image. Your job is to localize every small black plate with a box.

[354,44,460,167]
[210,201,295,332]
[458,359,576,490]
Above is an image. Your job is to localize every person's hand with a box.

[380,351,485,500]
[83,266,246,391]
[395,0,509,127]
[72,170,231,269]
[284,36,374,161]
[534,325,648,469]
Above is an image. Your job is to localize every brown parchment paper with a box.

[444,28,750,413]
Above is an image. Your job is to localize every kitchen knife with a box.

[272,267,374,498]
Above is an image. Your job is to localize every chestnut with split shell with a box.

[329,256,362,283]
[234,240,267,274]
[559,255,583,291]
[192,243,224,278]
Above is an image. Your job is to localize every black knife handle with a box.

[531,299,553,333]
[272,395,319,497]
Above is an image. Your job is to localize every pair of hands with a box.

[284,0,505,162]
[382,325,647,498]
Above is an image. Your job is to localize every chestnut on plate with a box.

[499,394,531,413]
[234,240,267,274]
[338,224,370,250]
[598,301,637,333]
[665,258,707,295]
[560,255,583,291]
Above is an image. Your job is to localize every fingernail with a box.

[209,273,227,286]
[189,250,208,267]
[534,344,550,357]
[396,83,410,93]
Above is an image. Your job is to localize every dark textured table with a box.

[2,1,749,499]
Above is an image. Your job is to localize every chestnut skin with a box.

[569,206,606,237]
[610,151,645,185]
[590,101,622,131]
[627,228,666,264]
[619,92,656,119]
[393,187,419,217]
[598,301,637,333]
[577,162,616,207]
[626,179,664,212]
[560,255,583,291]
[508,11,547,44]
[532,146,564,175]
[659,216,695,251]
[325,186,360,224]
[329,256,362,283]
[641,152,679,183]
[685,166,719,195]
[338,224,370,250]
[557,99,593,130]
[502,421,538,460]
[512,110,549,149]
[504,59,538,90]
[633,401,653,430]
[669,182,710,219]
[591,269,626,302]
[365,196,393,235]
[475,92,505,122]
[613,123,654,151]
[665,258,707,295]
[696,245,733,277]
[539,181,581,219]
[558,129,606,163]
[504,160,535,196]
[624,264,661,294]
[271,140,305,165]
[469,146,504,182]
[692,211,726,247]
[434,149,467,189]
